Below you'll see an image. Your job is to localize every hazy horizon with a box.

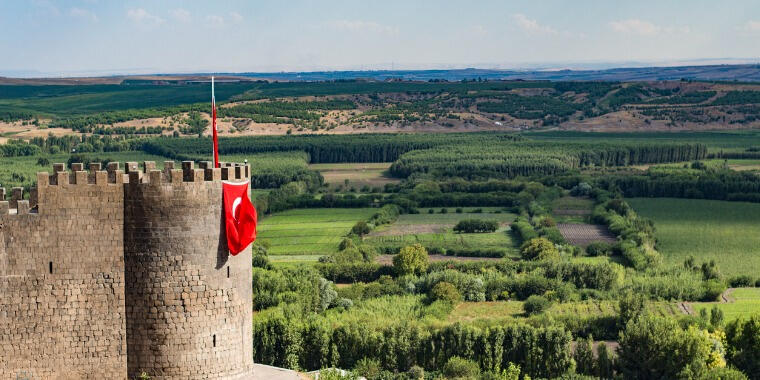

[2,0,760,77]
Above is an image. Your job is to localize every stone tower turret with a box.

[0,161,255,380]
[124,161,254,379]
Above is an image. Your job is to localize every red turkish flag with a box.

[223,181,257,255]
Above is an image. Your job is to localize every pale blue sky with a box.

[2,0,760,76]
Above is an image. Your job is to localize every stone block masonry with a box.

[0,161,254,380]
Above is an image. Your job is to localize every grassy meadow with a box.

[257,208,377,256]
[628,198,760,277]
[310,162,399,189]
[365,208,520,256]
[692,288,760,322]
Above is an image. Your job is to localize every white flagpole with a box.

[211,76,219,167]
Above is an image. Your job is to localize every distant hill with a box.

[3,63,760,85]
[227,64,760,82]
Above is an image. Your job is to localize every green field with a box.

[257,208,378,255]
[366,209,520,255]
[448,299,681,323]
[692,288,760,321]
[395,208,515,224]
[524,130,760,152]
[309,162,399,189]
[628,198,760,277]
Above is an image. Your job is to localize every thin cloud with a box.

[609,19,689,36]
[32,0,60,16]
[229,11,243,23]
[206,15,225,27]
[126,8,164,26]
[469,25,488,36]
[742,20,760,32]
[70,8,97,22]
[512,14,557,35]
[169,8,191,23]
[327,20,399,35]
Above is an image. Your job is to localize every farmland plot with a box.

[557,223,616,247]
[257,208,377,255]
[692,288,760,321]
[628,198,760,277]
[309,162,399,189]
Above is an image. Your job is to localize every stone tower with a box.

[124,161,254,379]
[0,161,254,380]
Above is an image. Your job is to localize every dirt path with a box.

[679,302,695,316]
[721,288,736,303]
[679,287,736,316]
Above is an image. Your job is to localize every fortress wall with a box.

[0,164,128,379]
[124,162,253,379]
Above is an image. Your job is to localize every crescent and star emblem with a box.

[232,197,242,222]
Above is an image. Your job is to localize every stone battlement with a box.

[0,160,255,379]
[0,161,251,216]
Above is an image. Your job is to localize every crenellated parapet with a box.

[0,161,251,217]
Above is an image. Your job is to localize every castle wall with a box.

[124,163,254,379]
[0,165,128,379]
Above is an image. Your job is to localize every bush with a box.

[512,218,538,242]
[357,244,379,263]
[351,221,371,236]
[538,226,566,244]
[353,358,381,379]
[430,281,462,303]
[586,241,613,257]
[702,279,726,302]
[698,367,749,380]
[368,204,400,226]
[570,182,592,196]
[407,366,424,380]
[453,219,499,233]
[520,237,560,261]
[442,356,480,379]
[729,275,755,288]
[339,238,357,251]
[443,247,507,258]
[393,244,429,276]
[252,255,272,270]
[523,295,551,315]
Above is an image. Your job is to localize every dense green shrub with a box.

[523,295,551,315]
[429,282,462,303]
[393,244,429,276]
[453,219,499,233]
[728,275,755,288]
[443,248,508,258]
[442,356,480,379]
[520,237,560,261]
[511,218,538,242]
[351,221,371,236]
[585,241,613,256]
